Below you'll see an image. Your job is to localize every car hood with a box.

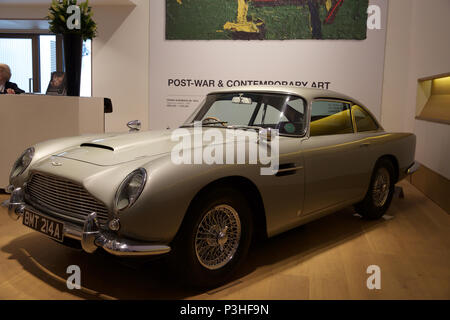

[55,128,256,166]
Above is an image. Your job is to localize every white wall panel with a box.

[149,0,388,130]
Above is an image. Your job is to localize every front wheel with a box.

[171,187,253,288]
[355,159,395,220]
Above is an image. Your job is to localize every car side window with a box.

[252,99,306,135]
[310,100,353,136]
[253,103,288,126]
[352,105,379,132]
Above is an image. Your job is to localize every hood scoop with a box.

[80,143,115,152]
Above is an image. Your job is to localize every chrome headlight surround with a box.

[114,168,147,213]
[9,147,35,182]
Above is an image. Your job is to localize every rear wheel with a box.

[355,159,395,220]
[171,187,253,288]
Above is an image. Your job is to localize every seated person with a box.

[0,63,25,95]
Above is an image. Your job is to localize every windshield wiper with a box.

[202,119,228,126]
[202,122,228,126]
[226,125,263,132]
[180,119,228,128]
[180,123,195,128]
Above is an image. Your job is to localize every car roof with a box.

[208,86,359,104]
[207,86,383,130]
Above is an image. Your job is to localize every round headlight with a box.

[10,147,35,181]
[115,168,147,212]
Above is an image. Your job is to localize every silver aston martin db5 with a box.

[3,87,419,287]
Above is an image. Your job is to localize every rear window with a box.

[310,100,353,136]
[352,105,379,132]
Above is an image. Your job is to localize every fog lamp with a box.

[109,219,121,231]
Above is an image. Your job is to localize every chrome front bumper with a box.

[1,188,171,257]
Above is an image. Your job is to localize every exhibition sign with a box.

[149,0,387,130]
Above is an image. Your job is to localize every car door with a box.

[251,95,307,233]
[301,99,370,216]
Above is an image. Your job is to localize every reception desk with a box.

[0,95,111,188]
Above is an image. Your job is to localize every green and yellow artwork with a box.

[166,0,369,40]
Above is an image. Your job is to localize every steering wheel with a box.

[202,116,227,127]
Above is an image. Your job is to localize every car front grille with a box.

[25,173,110,225]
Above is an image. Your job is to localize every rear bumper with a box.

[406,161,420,175]
[1,188,171,257]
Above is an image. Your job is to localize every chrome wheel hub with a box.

[372,167,390,207]
[195,205,241,270]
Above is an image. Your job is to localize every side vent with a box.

[276,163,302,177]
[80,143,114,151]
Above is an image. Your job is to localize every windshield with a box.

[183,92,307,136]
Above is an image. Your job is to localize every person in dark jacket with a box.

[0,63,25,94]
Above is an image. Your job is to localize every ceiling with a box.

[0,0,135,31]
[0,19,49,31]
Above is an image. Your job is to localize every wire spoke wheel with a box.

[195,204,241,270]
[372,167,391,208]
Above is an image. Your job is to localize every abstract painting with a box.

[166,0,369,40]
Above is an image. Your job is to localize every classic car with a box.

[2,86,419,287]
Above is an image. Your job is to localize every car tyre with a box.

[170,187,253,289]
[355,159,395,220]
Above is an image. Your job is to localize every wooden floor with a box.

[0,181,449,300]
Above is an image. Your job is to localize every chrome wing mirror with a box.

[127,120,141,132]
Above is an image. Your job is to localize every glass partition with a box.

[0,37,33,93]
[39,35,57,93]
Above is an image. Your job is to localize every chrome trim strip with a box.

[4,188,171,257]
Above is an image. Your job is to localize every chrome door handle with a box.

[360,143,371,148]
